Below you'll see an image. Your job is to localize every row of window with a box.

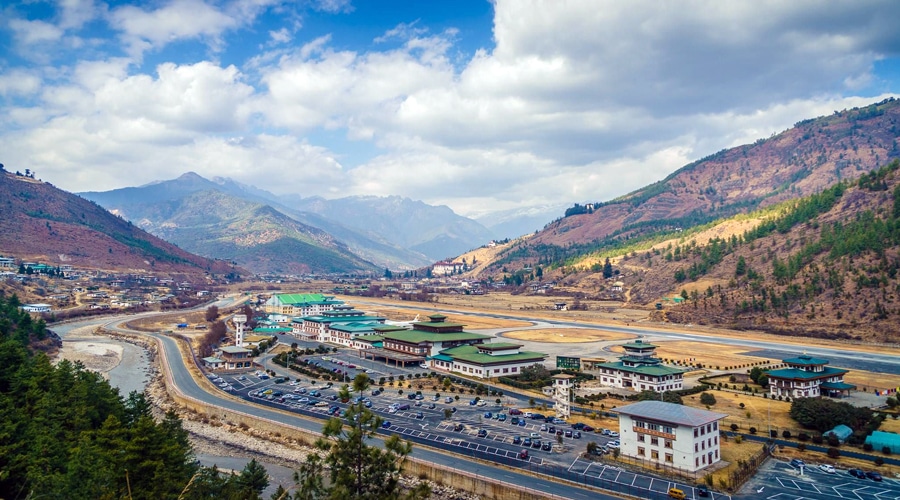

[635,421,675,434]
[693,422,718,437]
[636,448,673,463]
[694,435,718,452]
[637,434,673,448]
[695,450,718,468]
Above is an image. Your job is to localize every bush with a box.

[782,430,792,439]
[700,393,717,406]
[798,432,809,442]
[770,430,777,438]
[730,423,739,431]
[864,443,874,452]
[749,427,757,434]
[875,457,885,466]
[827,434,840,447]
[827,447,840,459]
[883,446,892,455]
[812,435,824,445]
[797,443,806,452]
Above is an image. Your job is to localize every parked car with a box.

[531,439,542,449]
[696,484,710,497]
[408,394,417,400]
[415,412,424,419]
[484,412,493,419]
[608,440,620,449]
[540,424,548,431]
[608,431,619,438]
[573,431,581,439]
[498,414,507,422]
[849,469,866,479]
[427,403,436,409]
[518,419,526,427]
[541,441,552,451]
[445,397,454,403]
[382,421,391,429]
[511,417,520,425]
[518,449,529,459]
[790,459,805,468]
[818,464,836,474]
[572,422,585,430]
[477,429,487,438]
[866,471,883,481]
[582,425,594,432]
[454,423,465,432]
[509,408,523,415]
[667,488,686,500]
[397,404,410,411]
[469,399,478,406]
[565,430,573,438]
[523,437,533,447]
[512,436,521,444]
[600,428,611,436]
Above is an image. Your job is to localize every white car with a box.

[818,464,836,474]
[607,440,620,449]
[608,431,619,438]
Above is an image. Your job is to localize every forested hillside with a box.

[0,293,270,499]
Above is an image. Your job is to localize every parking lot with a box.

[567,457,731,500]
[746,459,900,499]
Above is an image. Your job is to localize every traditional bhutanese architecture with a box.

[358,314,546,378]
[618,401,726,473]
[767,354,855,398]
[432,343,547,379]
[291,306,387,345]
[593,340,685,392]
[432,261,464,276]
[263,293,343,317]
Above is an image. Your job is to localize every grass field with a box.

[502,328,634,343]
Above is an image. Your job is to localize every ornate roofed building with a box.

[767,354,855,398]
[291,307,386,345]
[360,314,547,378]
[594,340,685,392]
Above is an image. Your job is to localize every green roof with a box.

[820,381,856,390]
[413,320,467,329]
[478,342,522,350]
[783,354,828,366]
[301,315,385,324]
[596,361,685,377]
[272,293,341,306]
[356,334,384,342]
[440,345,546,366]
[253,327,291,333]
[382,329,490,344]
[767,366,848,380]
[330,322,384,333]
[620,340,658,350]
[373,325,410,332]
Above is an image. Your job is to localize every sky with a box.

[2,0,900,220]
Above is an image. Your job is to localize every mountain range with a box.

[0,169,239,278]
[79,173,501,273]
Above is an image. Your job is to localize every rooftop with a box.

[767,366,848,380]
[617,401,726,427]
[620,340,658,350]
[783,354,829,366]
[596,361,685,377]
[439,345,546,366]
[383,329,491,344]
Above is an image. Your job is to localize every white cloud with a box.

[3,0,900,221]
[312,0,353,14]
[9,18,63,46]
[110,0,239,56]
[58,0,102,29]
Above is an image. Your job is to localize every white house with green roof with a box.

[431,343,547,379]
[767,354,854,398]
[264,293,343,317]
[381,314,491,358]
[594,340,685,393]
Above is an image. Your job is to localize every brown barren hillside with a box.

[0,169,243,278]
[482,98,900,271]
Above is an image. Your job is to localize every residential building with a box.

[432,261,464,276]
[617,401,726,473]
[219,345,253,371]
[0,256,15,269]
[592,340,685,392]
[20,303,51,313]
[767,354,855,398]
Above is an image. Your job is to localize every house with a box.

[202,356,224,370]
[20,303,51,313]
[591,340,685,392]
[291,306,386,345]
[432,261,464,276]
[617,401,726,473]
[0,256,15,269]
[219,345,254,371]
[767,354,855,398]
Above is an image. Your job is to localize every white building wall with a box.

[619,414,721,472]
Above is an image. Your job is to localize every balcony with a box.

[634,427,675,440]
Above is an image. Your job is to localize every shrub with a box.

[827,434,840,447]
[864,443,874,452]
[734,435,743,444]
[883,446,892,455]
[782,430,791,439]
[875,457,885,466]
[797,443,806,452]
[700,393,717,406]
[749,427,757,434]
[812,435,824,445]
[827,447,840,459]
[798,432,810,442]
[730,423,739,431]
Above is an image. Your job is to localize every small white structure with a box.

[617,401,726,473]
[233,314,247,347]
[553,374,574,420]
[20,303,51,313]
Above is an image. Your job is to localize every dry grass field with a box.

[502,328,634,343]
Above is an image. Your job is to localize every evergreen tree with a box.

[602,257,613,279]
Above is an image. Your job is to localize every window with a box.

[694,428,698,438]
[714,436,718,445]
[638,434,645,442]
[663,426,673,434]
[665,453,673,463]
[700,426,706,436]
[650,437,659,446]
[713,422,718,431]
[715,449,719,459]
[696,458,700,467]
[651,450,659,460]
[694,443,698,452]
[664,440,672,449]
[637,447,645,456]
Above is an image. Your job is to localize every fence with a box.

[727,442,772,491]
